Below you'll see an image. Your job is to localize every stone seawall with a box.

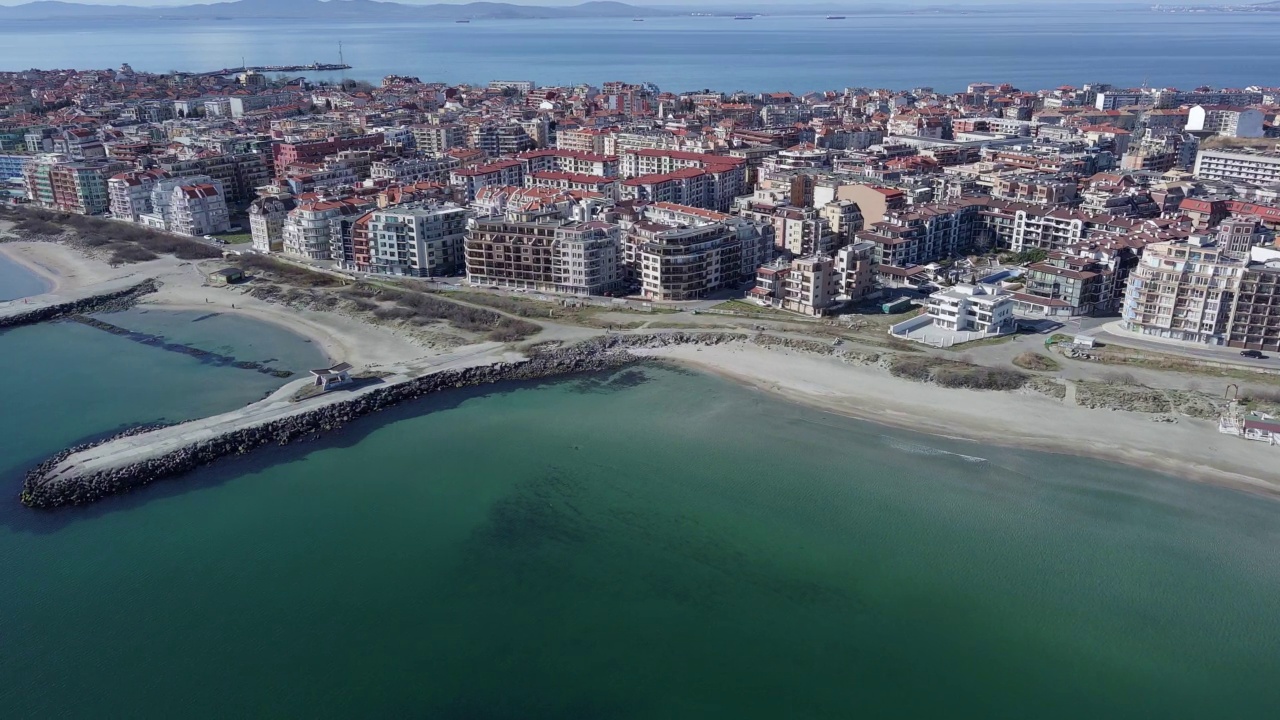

[20,331,851,509]
[0,279,159,329]
[21,343,639,509]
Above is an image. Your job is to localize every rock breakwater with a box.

[0,279,159,329]
[21,343,637,509]
[69,315,295,378]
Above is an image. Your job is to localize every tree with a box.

[1014,248,1048,265]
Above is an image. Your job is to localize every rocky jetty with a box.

[0,279,159,329]
[69,315,295,378]
[21,342,638,509]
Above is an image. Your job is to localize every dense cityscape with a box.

[3,66,1280,352]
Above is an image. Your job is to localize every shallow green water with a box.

[2,315,1280,718]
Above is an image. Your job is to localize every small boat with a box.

[827,16,847,20]
[734,15,753,20]
[455,19,470,23]
[633,18,644,22]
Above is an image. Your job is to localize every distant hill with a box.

[0,0,678,22]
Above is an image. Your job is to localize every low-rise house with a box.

[925,283,1015,334]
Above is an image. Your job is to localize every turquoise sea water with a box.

[0,252,51,302]
[2,267,1280,717]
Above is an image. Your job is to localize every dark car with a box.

[1240,349,1265,359]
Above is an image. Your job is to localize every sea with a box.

[1,9,1279,92]
[3,260,1280,717]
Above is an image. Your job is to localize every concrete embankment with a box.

[21,341,638,508]
[0,278,159,329]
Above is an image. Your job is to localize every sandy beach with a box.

[7,237,1278,497]
[638,343,1280,498]
[0,240,431,368]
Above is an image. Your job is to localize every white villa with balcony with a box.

[927,283,1016,333]
[890,282,1016,347]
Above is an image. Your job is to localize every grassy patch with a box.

[951,331,1021,349]
[889,355,1029,390]
[3,206,223,262]
[1089,346,1280,387]
[234,255,345,288]
[1012,352,1060,372]
[215,232,253,244]
[711,299,795,317]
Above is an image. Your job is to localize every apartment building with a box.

[158,153,270,205]
[363,202,468,277]
[1121,235,1244,345]
[858,201,981,266]
[621,167,714,209]
[1215,217,1272,260]
[780,255,839,316]
[23,154,129,214]
[1184,106,1265,139]
[621,203,771,301]
[370,156,458,185]
[772,206,836,256]
[248,192,296,253]
[107,169,169,221]
[1227,247,1280,352]
[282,193,377,260]
[750,245,872,316]
[556,127,612,154]
[0,153,32,183]
[991,173,1079,206]
[526,171,619,200]
[139,175,216,231]
[1194,149,1280,186]
[620,149,746,211]
[465,211,622,296]
[926,283,1016,333]
[411,124,467,155]
[451,159,525,201]
[469,123,536,156]
[271,133,384,177]
[168,183,230,237]
[819,200,864,245]
[517,149,619,177]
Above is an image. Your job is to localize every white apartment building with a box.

[366,202,468,277]
[1193,149,1280,186]
[926,283,1015,334]
[168,183,230,237]
[1185,106,1264,139]
[139,174,218,232]
[411,124,467,154]
[107,169,168,221]
[248,193,296,253]
[282,195,376,260]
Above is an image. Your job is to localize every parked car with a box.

[1240,349,1265,359]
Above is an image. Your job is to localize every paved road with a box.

[1093,320,1280,370]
